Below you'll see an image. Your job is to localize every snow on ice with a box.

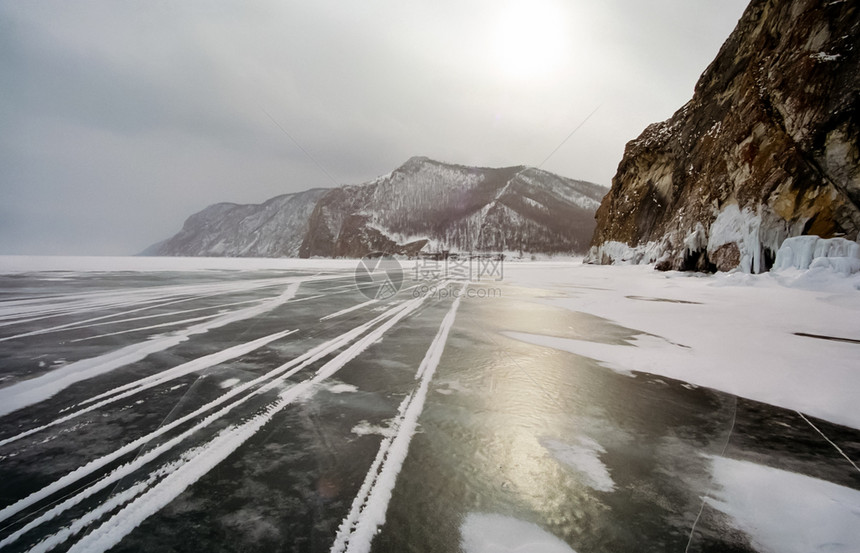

[706,456,860,553]
[539,436,616,492]
[503,259,860,430]
[326,382,360,394]
[460,513,576,553]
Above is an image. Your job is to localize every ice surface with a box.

[773,235,822,270]
[706,204,765,273]
[3,255,859,552]
[812,236,860,259]
[503,331,637,378]
[683,222,708,255]
[706,456,860,553]
[586,240,665,266]
[773,235,860,274]
[588,205,838,274]
[808,256,860,275]
[460,513,576,553]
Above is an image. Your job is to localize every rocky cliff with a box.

[587,0,860,273]
[147,157,605,258]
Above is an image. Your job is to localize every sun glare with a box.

[492,1,569,81]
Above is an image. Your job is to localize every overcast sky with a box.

[1,0,749,255]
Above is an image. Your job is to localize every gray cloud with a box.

[0,0,748,255]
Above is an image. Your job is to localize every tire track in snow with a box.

[0,287,412,457]
[0,296,197,331]
[321,299,378,321]
[318,283,425,323]
[63,280,357,344]
[0,275,307,323]
[317,284,422,323]
[19,292,433,553]
[331,284,464,553]
[21,464,173,553]
[0,274,350,339]
[67,314,225,343]
[18,277,358,334]
[0,295,226,341]
[0,329,295,449]
[0,293,430,547]
[0,282,302,419]
[8,296,266,337]
[64,285,360,344]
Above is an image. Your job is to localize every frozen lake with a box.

[0,257,858,553]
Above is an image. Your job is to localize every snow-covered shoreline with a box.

[504,262,860,430]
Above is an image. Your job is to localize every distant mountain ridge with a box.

[146,157,606,258]
[143,188,328,258]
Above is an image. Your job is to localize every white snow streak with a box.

[10,293,432,552]
[68,313,223,342]
[321,299,378,321]
[326,383,359,394]
[63,397,301,553]
[0,297,418,529]
[0,282,301,418]
[540,437,615,492]
[0,275,310,326]
[331,284,464,553]
[58,295,268,334]
[218,378,241,389]
[0,327,295,449]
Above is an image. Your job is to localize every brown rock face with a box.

[588,0,860,273]
[710,243,742,272]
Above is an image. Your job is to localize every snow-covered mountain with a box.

[146,157,606,258]
[145,188,328,258]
